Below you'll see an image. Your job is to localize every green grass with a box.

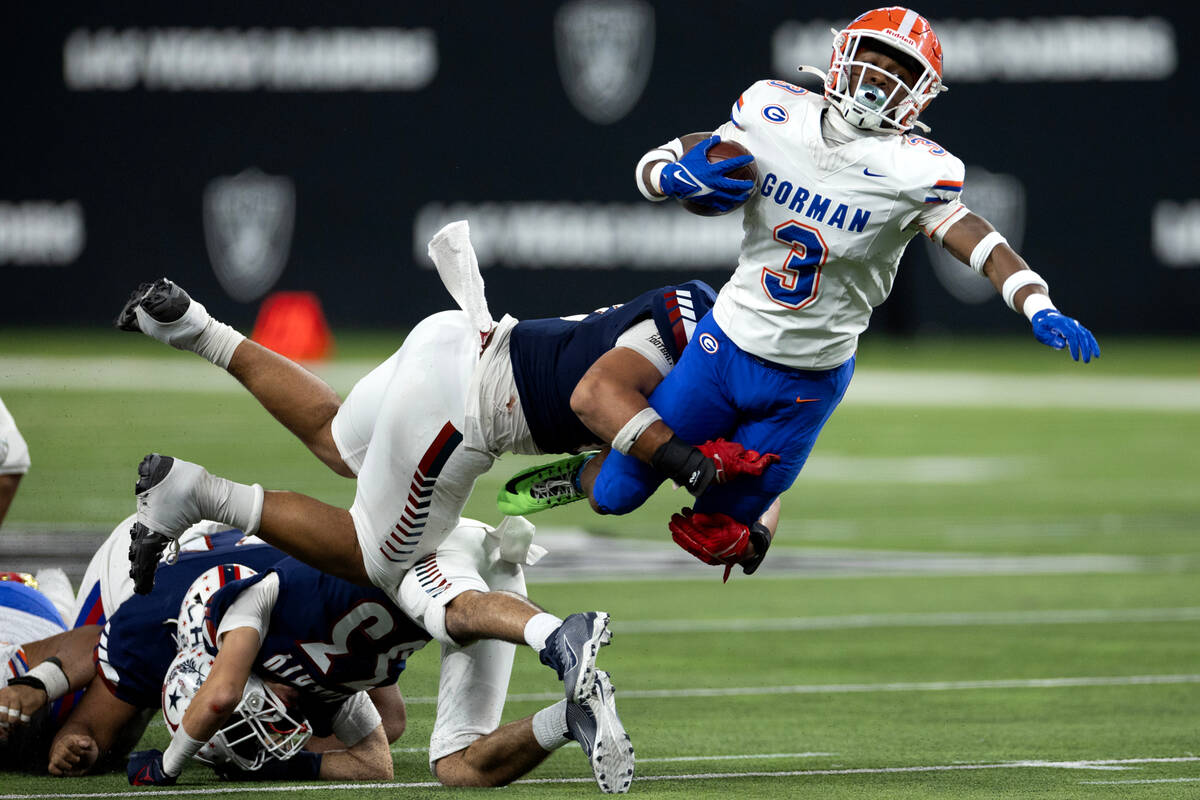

[1,331,1199,798]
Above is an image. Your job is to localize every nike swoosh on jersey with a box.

[862,168,886,177]
[796,397,821,403]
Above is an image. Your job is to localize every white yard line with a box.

[614,606,1200,634]
[3,356,1197,411]
[1082,777,1200,785]
[404,673,1200,704]
[3,756,1198,797]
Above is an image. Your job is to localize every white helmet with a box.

[174,563,259,652]
[161,646,312,771]
[799,6,946,133]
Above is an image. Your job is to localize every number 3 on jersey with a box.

[762,220,827,309]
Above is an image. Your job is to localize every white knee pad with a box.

[399,569,456,646]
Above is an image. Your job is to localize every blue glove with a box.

[1030,309,1100,363]
[127,749,177,786]
[659,135,755,213]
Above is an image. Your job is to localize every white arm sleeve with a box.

[613,318,675,378]
[331,690,383,747]
[215,572,279,646]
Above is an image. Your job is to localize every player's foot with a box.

[128,521,174,596]
[497,453,592,516]
[540,611,611,704]
[115,278,212,351]
[566,671,634,794]
[135,453,212,541]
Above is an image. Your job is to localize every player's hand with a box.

[1030,309,1100,363]
[127,749,178,786]
[669,508,751,582]
[659,136,755,212]
[48,733,100,777]
[697,439,779,484]
[0,683,45,739]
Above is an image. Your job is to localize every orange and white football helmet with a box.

[800,7,946,133]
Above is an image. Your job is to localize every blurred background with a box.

[2,5,1199,795]
[3,0,1197,335]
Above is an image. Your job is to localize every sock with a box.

[524,612,563,652]
[134,298,245,369]
[531,700,570,751]
[573,455,593,493]
[199,474,264,534]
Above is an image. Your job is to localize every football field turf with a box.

[1,329,1197,798]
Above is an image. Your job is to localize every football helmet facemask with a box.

[799,6,946,133]
[161,646,312,771]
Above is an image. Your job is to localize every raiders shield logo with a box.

[924,166,1026,304]
[555,0,655,125]
[203,168,295,302]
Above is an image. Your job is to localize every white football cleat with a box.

[566,670,635,794]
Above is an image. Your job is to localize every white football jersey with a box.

[711,80,966,369]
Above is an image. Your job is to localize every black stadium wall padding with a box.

[4,1,1197,334]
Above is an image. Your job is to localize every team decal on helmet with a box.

[161,646,312,771]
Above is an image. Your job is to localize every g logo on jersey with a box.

[761,104,789,124]
[699,333,719,353]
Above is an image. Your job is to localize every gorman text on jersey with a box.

[759,172,872,233]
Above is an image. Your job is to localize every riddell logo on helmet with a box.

[882,29,916,47]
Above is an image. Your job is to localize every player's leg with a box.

[116,279,352,476]
[420,523,632,792]
[693,353,856,524]
[399,520,610,704]
[128,311,489,594]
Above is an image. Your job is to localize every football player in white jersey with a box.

[0,396,31,530]
[565,6,1101,575]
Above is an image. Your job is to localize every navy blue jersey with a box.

[510,281,717,454]
[96,533,282,708]
[205,557,431,729]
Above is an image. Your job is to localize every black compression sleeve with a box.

[650,436,715,497]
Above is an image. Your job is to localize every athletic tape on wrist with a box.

[1021,293,1057,321]
[968,231,1008,273]
[636,146,679,202]
[1000,269,1049,312]
[611,407,662,455]
[163,730,205,776]
[22,657,69,700]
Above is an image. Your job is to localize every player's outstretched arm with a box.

[134,627,258,785]
[572,348,778,499]
[49,675,139,776]
[940,214,1100,362]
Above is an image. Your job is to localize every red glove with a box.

[669,508,751,582]
[697,439,779,484]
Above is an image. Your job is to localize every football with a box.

[680,140,758,217]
